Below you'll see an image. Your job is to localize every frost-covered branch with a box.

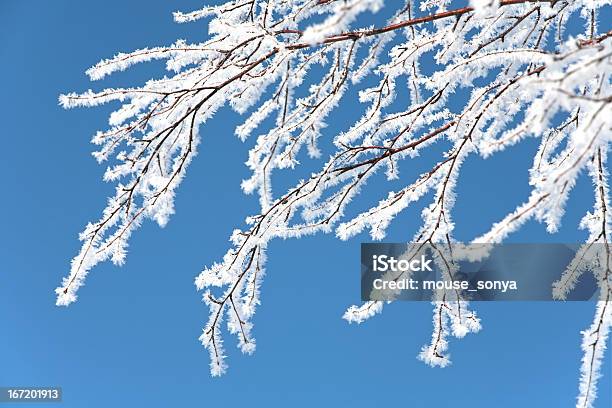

[60,1,611,404]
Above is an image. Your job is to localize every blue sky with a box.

[0,1,610,407]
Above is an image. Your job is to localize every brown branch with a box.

[287,0,560,50]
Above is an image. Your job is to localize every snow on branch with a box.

[60,0,611,404]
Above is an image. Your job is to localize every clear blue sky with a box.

[0,1,610,407]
